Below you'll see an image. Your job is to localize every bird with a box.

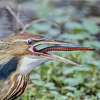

[0,32,94,100]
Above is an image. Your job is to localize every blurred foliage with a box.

[7,0,100,100]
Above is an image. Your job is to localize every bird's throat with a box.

[18,56,47,75]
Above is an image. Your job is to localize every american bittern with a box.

[0,33,94,100]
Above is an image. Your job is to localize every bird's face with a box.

[0,33,42,56]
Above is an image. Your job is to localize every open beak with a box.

[10,34,94,66]
[27,38,95,66]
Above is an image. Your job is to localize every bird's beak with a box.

[27,37,94,66]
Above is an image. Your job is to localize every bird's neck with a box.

[18,56,47,75]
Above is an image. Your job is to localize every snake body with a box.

[35,46,95,53]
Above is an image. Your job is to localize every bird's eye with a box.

[27,39,32,45]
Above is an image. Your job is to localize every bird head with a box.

[0,33,94,74]
[2,32,93,75]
